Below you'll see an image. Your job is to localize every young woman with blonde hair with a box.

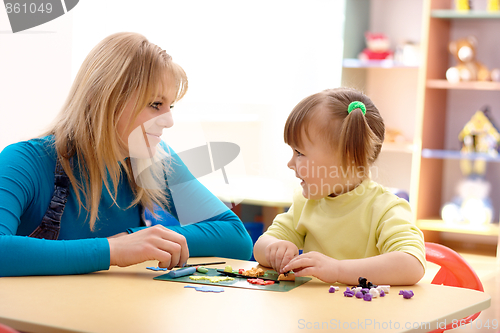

[0,32,252,276]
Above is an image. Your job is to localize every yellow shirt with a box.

[264,179,426,270]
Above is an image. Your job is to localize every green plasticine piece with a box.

[197,266,209,273]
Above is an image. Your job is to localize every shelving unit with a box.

[341,0,422,192]
[342,0,500,251]
[411,0,500,248]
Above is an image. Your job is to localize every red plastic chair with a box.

[425,242,484,333]
[0,323,20,333]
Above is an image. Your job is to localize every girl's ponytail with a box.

[339,103,382,176]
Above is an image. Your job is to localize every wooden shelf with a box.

[426,79,500,91]
[431,10,500,19]
[421,149,500,162]
[342,58,419,69]
[417,219,499,236]
[382,142,414,153]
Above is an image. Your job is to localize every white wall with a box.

[1,1,345,188]
[0,7,73,150]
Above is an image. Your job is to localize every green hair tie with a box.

[347,101,366,115]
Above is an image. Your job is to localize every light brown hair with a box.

[42,32,188,230]
[284,87,384,176]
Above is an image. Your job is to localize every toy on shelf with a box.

[358,32,393,61]
[394,41,421,66]
[455,0,471,11]
[488,0,500,11]
[385,128,407,144]
[446,36,491,83]
[491,68,500,82]
[441,106,500,226]
[459,106,500,176]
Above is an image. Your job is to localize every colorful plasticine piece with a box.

[343,287,355,297]
[377,285,390,294]
[278,272,296,281]
[363,293,372,301]
[189,276,235,283]
[356,276,377,290]
[196,266,209,274]
[369,288,380,298]
[399,290,414,299]
[247,278,274,285]
[328,286,340,293]
[241,267,265,277]
[165,267,196,278]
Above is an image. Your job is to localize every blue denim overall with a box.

[29,159,70,240]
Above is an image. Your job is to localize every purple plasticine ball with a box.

[329,286,336,293]
[355,291,364,299]
[363,293,372,301]
[380,290,385,297]
[361,288,370,294]
[403,290,414,299]
[344,291,355,297]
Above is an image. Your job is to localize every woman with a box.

[0,32,253,276]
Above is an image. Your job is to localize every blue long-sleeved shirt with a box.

[0,137,252,276]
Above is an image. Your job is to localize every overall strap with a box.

[29,158,71,240]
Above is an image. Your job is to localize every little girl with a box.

[253,88,425,285]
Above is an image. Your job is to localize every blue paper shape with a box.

[184,285,224,293]
[146,267,169,271]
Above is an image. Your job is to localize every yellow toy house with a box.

[458,108,500,176]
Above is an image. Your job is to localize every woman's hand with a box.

[283,251,339,283]
[265,240,299,274]
[107,225,189,269]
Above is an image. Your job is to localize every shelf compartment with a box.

[421,149,500,162]
[342,58,419,69]
[426,79,500,91]
[431,10,500,19]
[417,219,499,236]
[382,142,414,153]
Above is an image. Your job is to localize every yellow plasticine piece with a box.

[224,265,232,272]
[189,276,235,283]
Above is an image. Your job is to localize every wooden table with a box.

[0,258,491,333]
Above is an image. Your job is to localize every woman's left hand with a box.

[283,251,339,284]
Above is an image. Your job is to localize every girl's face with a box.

[117,86,176,159]
[287,115,360,199]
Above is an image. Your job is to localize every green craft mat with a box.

[154,268,311,292]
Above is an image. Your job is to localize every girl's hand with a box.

[107,225,189,269]
[283,251,339,283]
[265,240,299,274]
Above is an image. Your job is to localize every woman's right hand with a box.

[265,240,299,274]
[107,225,189,269]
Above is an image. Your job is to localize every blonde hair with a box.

[42,32,188,230]
[284,87,384,177]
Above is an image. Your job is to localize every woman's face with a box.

[117,85,176,159]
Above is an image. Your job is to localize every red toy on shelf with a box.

[358,32,393,60]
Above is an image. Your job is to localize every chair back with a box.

[0,323,20,333]
[425,242,484,333]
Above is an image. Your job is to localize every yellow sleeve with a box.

[375,198,426,272]
[262,190,306,249]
